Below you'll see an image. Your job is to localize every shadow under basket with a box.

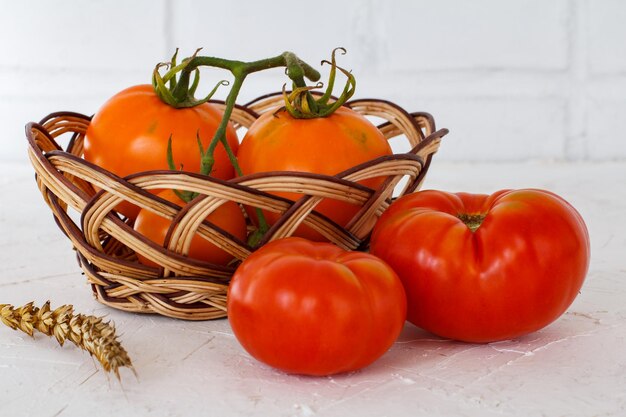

[25,93,448,320]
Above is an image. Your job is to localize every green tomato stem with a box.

[279,48,356,119]
[203,76,244,177]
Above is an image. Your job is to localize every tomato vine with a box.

[153,49,321,177]
[152,49,324,245]
[152,48,358,245]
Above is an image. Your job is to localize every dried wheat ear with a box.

[0,301,133,379]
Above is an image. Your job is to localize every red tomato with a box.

[133,190,247,267]
[370,189,590,343]
[237,107,392,241]
[85,84,239,220]
[227,237,407,376]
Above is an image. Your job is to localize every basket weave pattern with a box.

[26,93,447,320]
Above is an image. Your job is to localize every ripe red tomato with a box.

[227,237,407,376]
[133,189,247,267]
[84,84,239,220]
[370,189,590,343]
[237,107,392,240]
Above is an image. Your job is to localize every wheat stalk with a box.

[0,301,134,379]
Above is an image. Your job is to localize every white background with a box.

[3,0,626,163]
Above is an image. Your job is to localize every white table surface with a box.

[1,160,624,417]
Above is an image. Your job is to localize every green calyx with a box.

[152,48,230,109]
[458,213,486,233]
[282,47,356,119]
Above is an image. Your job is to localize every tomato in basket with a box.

[84,84,238,220]
[133,189,247,267]
[238,48,393,241]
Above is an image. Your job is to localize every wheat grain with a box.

[0,301,133,379]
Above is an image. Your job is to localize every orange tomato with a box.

[237,106,392,240]
[133,189,247,267]
[84,84,239,220]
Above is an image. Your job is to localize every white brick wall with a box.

[3,0,625,162]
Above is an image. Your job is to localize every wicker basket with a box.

[25,93,448,320]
